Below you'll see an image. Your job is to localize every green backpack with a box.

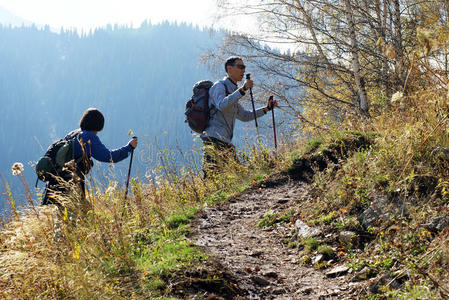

[35,130,81,182]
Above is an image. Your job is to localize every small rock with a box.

[312,254,324,264]
[295,220,322,239]
[339,231,358,245]
[250,276,270,286]
[358,192,408,228]
[249,251,263,257]
[277,199,289,204]
[272,288,284,295]
[205,293,225,300]
[299,287,313,295]
[350,267,377,282]
[369,273,407,293]
[326,265,349,278]
[421,216,449,233]
[263,271,278,279]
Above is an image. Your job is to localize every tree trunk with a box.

[343,0,369,114]
[392,0,406,90]
[376,0,392,105]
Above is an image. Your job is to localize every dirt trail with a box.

[191,176,362,299]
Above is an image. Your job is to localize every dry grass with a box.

[0,144,281,299]
[299,82,449,298]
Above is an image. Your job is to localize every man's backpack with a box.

[35,130,81,182]
[185,80,214,133]
[185,80,230,133]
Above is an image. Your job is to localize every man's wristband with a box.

[239,87,246,95]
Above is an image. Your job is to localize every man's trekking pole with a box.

[269,96,278,150]
[124,136,137,201]
[246,74,260,140]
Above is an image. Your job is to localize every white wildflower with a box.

[105,182,118,194]
[391,91,403,103]
[11,162,24,176]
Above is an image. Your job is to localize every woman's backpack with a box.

[35,130,81,182]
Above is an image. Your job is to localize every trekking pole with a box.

[246,74,260,140]
[124,136,137,201]
[269,96,278,150]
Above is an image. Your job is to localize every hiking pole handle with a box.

[246,74,259,130]
[124,136,137,201]
[269,96,277,150]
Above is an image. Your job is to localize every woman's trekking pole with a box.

[124,137,137,201]
[269,96,277,150]
[246,74,260,140]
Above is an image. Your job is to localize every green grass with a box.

[317,245,334,257]
[257,209,295,228]
[165,207,198,229]
[302,237,320,252]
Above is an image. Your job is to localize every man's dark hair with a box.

[80,108,105,132]
[224,56,243,73]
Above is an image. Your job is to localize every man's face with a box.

[227,59,246,82]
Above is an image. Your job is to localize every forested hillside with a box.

[0,22,223,211]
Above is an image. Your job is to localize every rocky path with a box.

[192,176,361,299]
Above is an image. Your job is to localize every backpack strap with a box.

[216,80,234,140]
[73,131,94,176]
[220,80,230,96]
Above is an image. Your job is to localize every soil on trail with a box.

[191,176,363,299]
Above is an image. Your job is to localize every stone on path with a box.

[295,219,322,239]
[326,265,350,278]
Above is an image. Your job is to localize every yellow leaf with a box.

[63,207,68,221]
[73,244,81,260]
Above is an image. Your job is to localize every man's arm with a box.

[210,82,244,111]
[235,97,278,122]
[235,103,266,122]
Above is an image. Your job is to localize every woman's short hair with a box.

[80,108,105,132]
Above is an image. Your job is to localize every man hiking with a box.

[42,107,138,208]
[201,56,277,177]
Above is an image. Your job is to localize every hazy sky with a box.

[0,0,219,30]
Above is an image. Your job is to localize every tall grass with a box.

[0,142,281,299]
[302,81,449,298]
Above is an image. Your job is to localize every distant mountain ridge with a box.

[0,7,32,27]
[0,22,225,215]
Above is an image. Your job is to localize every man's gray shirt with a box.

[201,76,265,144]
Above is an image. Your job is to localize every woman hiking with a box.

[42,107,138,208]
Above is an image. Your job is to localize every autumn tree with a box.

[212,0,449,131]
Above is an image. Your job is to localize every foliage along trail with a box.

[191,175,364,299]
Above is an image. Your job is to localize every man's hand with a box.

[266,97,278,111]
[243,79,253,91]
[129,137,138,149]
